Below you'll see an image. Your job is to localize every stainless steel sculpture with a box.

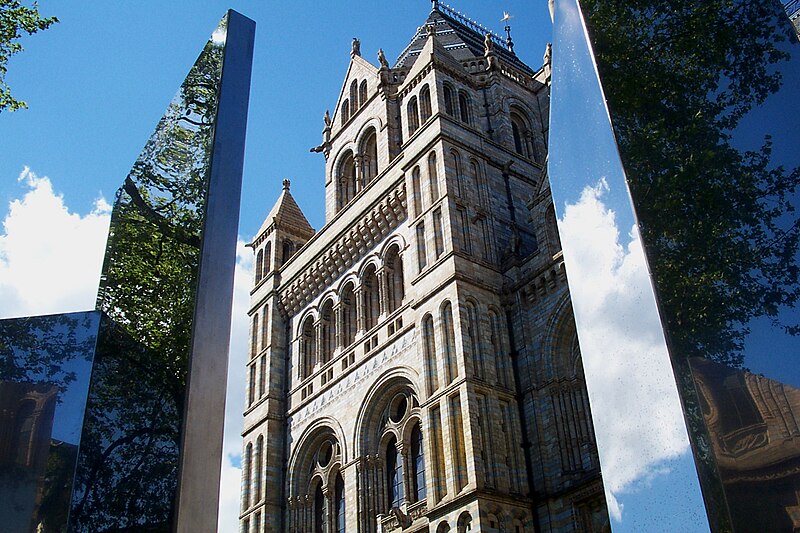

[0,10,254,532]
[549,0,800,530]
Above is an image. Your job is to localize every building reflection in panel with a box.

[551,0,800,530]
[0,312,100,533]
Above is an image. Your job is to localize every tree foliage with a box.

[0,0,57,112]
[581,0,800,366]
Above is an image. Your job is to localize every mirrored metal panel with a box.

[0,10,253,533]
[551,0,800,530]
[0,311,101,533]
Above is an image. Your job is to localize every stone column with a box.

[355,286,365,334]
[323,485,333,533]
[376,457,386,516]
[354,155,363,194]
[314,319,323,372]
[377,267,387,317]
[356,460,365,532]
[398,439,411,503]
[333,303,343,352]
[524,130,535,160]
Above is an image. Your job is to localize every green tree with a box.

[581,0,800,367]
[0,0,57,112]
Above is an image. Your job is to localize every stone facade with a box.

[241,5,608,532]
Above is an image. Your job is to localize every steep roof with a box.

[394,3,535,74]
[255,179,315,241]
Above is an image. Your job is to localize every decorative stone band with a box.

[279,184,407,316]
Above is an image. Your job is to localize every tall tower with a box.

[241,5,608,532]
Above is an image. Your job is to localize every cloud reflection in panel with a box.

[549,0,707,530]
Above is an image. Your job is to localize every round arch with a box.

[352,368,421,458]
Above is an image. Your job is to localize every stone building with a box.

[241,3,608,532]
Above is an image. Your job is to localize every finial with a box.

[283,179,291,191]
[377,48,389,69]
[501,11,515,53]
[351,37,361,57]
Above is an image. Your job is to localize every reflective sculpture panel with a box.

[0,10,254,532]
[550,0,800,530]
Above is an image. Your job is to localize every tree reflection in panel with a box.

[75,12,231,532]
[552,0,800,530]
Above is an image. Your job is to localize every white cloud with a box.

[217,239,252,533]
[1,168,249,532]
[0,168,111,318]
[558,180,690,522]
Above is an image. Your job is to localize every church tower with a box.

[241,4,609,532]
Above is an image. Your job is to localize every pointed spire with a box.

[254,179,315,242]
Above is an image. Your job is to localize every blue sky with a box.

[0,1,551,235]
[0,2,551,531]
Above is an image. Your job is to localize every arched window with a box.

[451,150,464,198]
[360,128,378,185]
[457,512,473,533]
[341,282,356,347]
[441,302,457,383]
[243,442,252,509]
[302,315,316,379]
[261,304,270,348]
[469,160,486,207]
[465,301,484,379]
[263,241,272,278]
[433,208,444,259]
[510,109,533,159]
[341,99,350,125]
[251,313,259,358]
[386,436,404,509]
[314,482,325,533]
[254,435,263,502]
[338,151,356,210]
[362,264,379,331]
[282,239,295,264]
[359,80,368,107]
[350,79,359,109]
[289,434,343,533]
[255,249,263,283]
[443,83,455,116]
[14,401,36,466]
[458,91,471,124]
[422,314,439,394]
[407,96,420,136]
[410,423,426,502]
[489,309,508,387]
[428,151,439,203]
[335,473,346,533]
[320,299,335,363]
[259,354,267,398]
[385,245,404,313]
[248,364,256,406]
[411,166,422,216]
[420,84,432,122]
